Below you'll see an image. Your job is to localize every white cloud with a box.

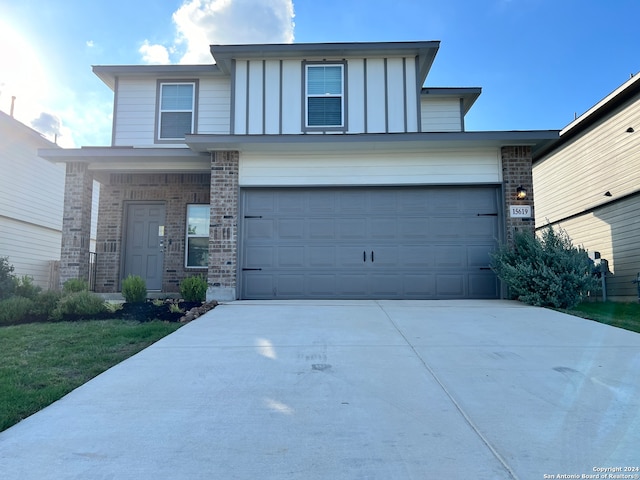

[140,0,295,65]
[86,40,95,48]
[139,40,172,65]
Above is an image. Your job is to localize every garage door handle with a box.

[371,250,374,262]
[363,251,366,262]
[242,268,262,271]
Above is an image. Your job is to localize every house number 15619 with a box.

[509,205,532,218]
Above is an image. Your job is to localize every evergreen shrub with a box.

[490,226,600,309]
[180,275,208,303]
[121,275,147,303]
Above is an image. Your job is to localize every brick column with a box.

[502,146,535,246]
[207,151,239,301]
[60,162,94,288]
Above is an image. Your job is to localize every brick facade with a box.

[95,173,210,293]
[60,162,94,288]
[207,151,239,301]
[501,146,535,245]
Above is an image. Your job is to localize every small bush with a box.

[180,275,208,302]
[31,290,64,319]
[51,291,107,321]
[13,276,42,301]
[0,257,16,300]
[121,275,147,303]
[491,226,600,309]
[0,296,36,324]
[63,278,89,293]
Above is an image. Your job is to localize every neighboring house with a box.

[0,111,64,289]
[533,73,640,301]
[40,41,558,300]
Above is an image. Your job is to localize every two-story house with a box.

[533,73,640,301]
[40,41,558,301]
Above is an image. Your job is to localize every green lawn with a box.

[0,319,181,432]
[566,301,640,334]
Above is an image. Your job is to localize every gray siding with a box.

[534,94,640,224]
[420,97,463,132]
[545,194,640,300]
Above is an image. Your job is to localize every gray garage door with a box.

[240,187,501,299]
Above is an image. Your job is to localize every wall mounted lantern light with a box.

[516,185,527,200]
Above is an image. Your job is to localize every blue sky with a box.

[1,0,638,147]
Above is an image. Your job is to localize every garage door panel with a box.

[369,246,398,267]
[308,275,337,295]
[467,245,494,267]
[338,275,368,296]
[370,217,397,239]
[245,219,275,240]
[277,274,306,296]
[277,191,306,213]
[339,246,367,267]
[469,273,499,298]
[465,217,498,237]
[370,274,402,296]
[242,274,274,298]
[398,246,433,267]
[279,218,305,239]
[309,219,335,239]
[309,246,336,267]
[436,275,465,296]
[245,246,274,268]
[404,274,436,296]
[337,218,367,239]
[434,246,465,267]
[246,192,275,212]
[399,218,430,238]
[278,246,304,267]
[241,187,500,299]
[308,191,336,213]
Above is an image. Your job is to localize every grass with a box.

[0,319,181,432]
[566,301,640,334]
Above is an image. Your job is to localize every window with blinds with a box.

[157,82,195,140]
[305,64,344,128]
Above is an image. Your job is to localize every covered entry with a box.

[240,186,501,299]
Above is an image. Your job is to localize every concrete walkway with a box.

[1,300,639,479]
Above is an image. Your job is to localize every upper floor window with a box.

[305,64,344,129]
[157,81,197,141]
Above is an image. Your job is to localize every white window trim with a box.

[156,80,198,143]
[185,204,209,269]
[304,63,346,130]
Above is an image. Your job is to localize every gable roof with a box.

[210,41,440,86]
[534,72,640,161]
[0,110,58,148]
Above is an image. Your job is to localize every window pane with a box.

[160,112,193,138]
[308,97,342,126]
[307,66,342,95]
[187,205,210,235]
[161,84,194,110]
[187,237,209,267]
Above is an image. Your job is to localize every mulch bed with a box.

[2,300,218,326]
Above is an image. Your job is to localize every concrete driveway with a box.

[1,300,639,479]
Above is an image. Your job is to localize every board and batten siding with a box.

[232,56,420,135]
[420,97,462,132]
[533,94,640,225]
[239,149,501,186]
[114,76,231,146]
[543,194,640,299]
